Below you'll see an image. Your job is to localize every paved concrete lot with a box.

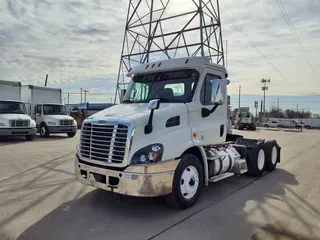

[0,129,320,240]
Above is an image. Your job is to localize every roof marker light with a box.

[158,63,162,67]
[145,64,149,69]
[152,63,155,68]
[185,59,189,64]
[128,68,132,72]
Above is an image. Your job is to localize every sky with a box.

[1,0,320,112]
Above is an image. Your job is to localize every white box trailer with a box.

[0,80,21,101]
[20,85,77,138]
[20,85,62,115]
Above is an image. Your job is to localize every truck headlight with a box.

[0,123,5,126]
[131,143,164,165]
[47,121,56,125]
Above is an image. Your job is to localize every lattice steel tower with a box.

[115,0,225,103]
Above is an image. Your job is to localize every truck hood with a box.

[87,103,187,126]
[0,114,32,120]
[44,115,74,120]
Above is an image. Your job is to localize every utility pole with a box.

[260,100,263,120]
[83,90,90,102]
[261,78,270,117]
[68,93,70,105]
[80,88,83,102]
[277,98,280,118]
[226,40,228,69]
[297,104,299,118]
[238,85,241,110]
[44,74,48,87]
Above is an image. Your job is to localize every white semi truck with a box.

[234,109,256,131]
[0,80,37,140]
[75,57,281,209]
[21,85,77,138]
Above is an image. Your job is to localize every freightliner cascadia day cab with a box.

[0,80,37,140]
[21,85,77,138]
[75,57,281,209]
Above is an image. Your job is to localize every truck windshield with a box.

[0,101,26,114]
[43,104,67,115]
[122,69,199,103]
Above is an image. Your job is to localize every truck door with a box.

[34,104,42,127]
[187,67,227,146]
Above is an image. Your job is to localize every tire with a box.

[264,140,279,171]
[165,154,203,210]
[39,124,49,138]
[67,132,76,138]
[25,135,34,141]
[245,142,266,177]
[251,125,256,131]
[264,124,268,128]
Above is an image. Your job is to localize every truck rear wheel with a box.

[40,124,49,138]
[165,154,203,210]
[245,143,265,177]
[264,140,279,171]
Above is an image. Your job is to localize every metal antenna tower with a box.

[115,0,225,103]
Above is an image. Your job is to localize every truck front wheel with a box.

[67,132,76,138]
[40,124,49,138]
[25,135,34,141]
[165,154,203,210]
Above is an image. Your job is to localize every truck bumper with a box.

[0,127,37,136]
[75,156,180,197]
[47,126,77,133]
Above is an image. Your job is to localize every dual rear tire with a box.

[245,140,279,177]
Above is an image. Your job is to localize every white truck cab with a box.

[33,103,77,138]
[75,57,281,209]
[0,100,37,140]
[235,110,256,131]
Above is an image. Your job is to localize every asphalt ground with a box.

[0,128,319,240]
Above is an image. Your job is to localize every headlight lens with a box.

[0,123,5,126]
[131,143,164,165]
[47,121,56,125]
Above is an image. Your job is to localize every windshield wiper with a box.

[121,100,134,103]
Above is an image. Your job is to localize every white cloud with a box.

[1,0,320,103]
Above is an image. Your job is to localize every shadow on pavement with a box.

[0,133,77,146]
[15,168,319,240]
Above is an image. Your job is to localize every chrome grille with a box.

[80,123,128,164]
[60,119,73,126]
[10,120,29,128]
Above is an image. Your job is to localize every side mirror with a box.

[120,89,126,102]
[145,99,160,134]
[212,81,224,105]
[148,99,160,110]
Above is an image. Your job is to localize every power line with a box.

[275,0,318,78]
[220,8,304,95]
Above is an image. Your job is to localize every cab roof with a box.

[126,57,227,77]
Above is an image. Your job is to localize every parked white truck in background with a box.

[234,109,256,131]
[20,85,77,138]
[277,118,301,129]
[297,119,320,129]
[75,57,281,209]
[0,80,37,140]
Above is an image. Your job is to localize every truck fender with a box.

[198,146,209,187]
[178,146,209,187]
